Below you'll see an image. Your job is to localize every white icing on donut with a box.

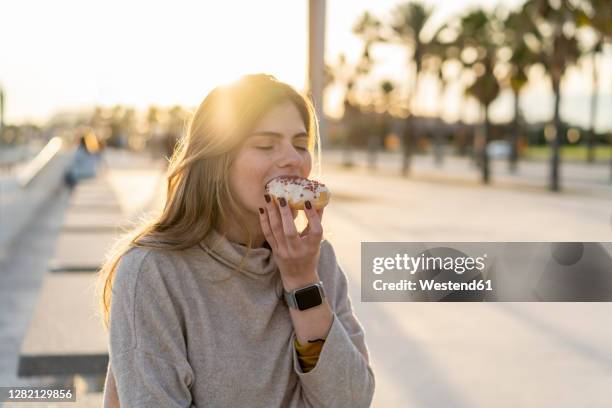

[265,176,328,205]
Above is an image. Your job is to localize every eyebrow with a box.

[249,131,308,139]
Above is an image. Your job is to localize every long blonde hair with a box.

[97,74,321,329]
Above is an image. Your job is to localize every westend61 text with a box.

[373,279,493,291]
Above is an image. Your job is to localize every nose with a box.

[276,142,304,169]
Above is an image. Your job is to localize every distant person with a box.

[63,131,103,189]
[98,74,375,407]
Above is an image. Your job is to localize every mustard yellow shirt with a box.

[294,338,325,373]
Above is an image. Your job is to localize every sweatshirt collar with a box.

[199,229,278,279]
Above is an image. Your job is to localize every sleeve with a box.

[290,242,376,408]
[108,250,195,408]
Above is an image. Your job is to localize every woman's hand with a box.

[259,194,325,291]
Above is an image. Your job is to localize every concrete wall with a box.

[0,152,72,260]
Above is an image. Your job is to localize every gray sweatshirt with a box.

[104,229,375,407]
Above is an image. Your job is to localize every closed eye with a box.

[255,146,309,151]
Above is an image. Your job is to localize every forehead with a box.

[250,101,306,134]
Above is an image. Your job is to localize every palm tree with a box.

[453,9,504,184]
[326,54,359,167]
[585,38,603,164]
[426,30,460,166]
[326,11,381,169]
[573,0,612,168]
[146,106,163,159]
[523,0,580,191]
[386,1,435,176]
[352,11,381,168]
[353,12,381,73]
[421,51,449,166]
[367,80,395,169]
[503,7,538,173]
[108,105,125,148]
[352,12,380,85]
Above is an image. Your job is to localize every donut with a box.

[264,175,330,210]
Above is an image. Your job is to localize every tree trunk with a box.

[509,89,520,173]
[550,78,562,192]
[433,131,444,167]
[402,117,413,176]
[342,134,354,167]
[482,104,491,184]
[434,82,446,167]
[367,134,378,170]
[587,50,599,164]
[342,101,354,168]
[402,58,420,177]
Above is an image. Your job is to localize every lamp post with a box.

[0,85,5,145]
[308,0,327,149]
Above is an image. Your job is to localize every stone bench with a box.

[17,272,109,391]
[50,177,129,271]
[62,209,131,233]
[48,231,120,272]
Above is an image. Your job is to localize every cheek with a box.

[229,152,269,205]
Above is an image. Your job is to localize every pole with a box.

[308,0,327,149]
[0,86,5,145]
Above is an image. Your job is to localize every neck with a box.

[222,217,267,248]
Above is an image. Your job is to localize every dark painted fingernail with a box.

[305,201,312,210]
[258,207,264,214]
[279,197,287,207]
[264,194,271,203]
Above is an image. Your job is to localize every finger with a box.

[277,197,299,249]
[316,206,325,221]
[264,195,289,256]
[299,221,310,238]
[300,205,324,238]
[303,200,323,244]
[258,206,278,251]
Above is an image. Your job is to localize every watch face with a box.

[295,286,323,310]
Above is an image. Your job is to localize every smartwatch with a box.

[284,281,326,311]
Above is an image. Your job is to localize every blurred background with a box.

[1,0,611,407]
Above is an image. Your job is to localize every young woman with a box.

[98,74,375,407]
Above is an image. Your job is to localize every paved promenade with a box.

[1,148,611,407]
[318,161,612,407]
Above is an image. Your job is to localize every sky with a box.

[1,0,611,131]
